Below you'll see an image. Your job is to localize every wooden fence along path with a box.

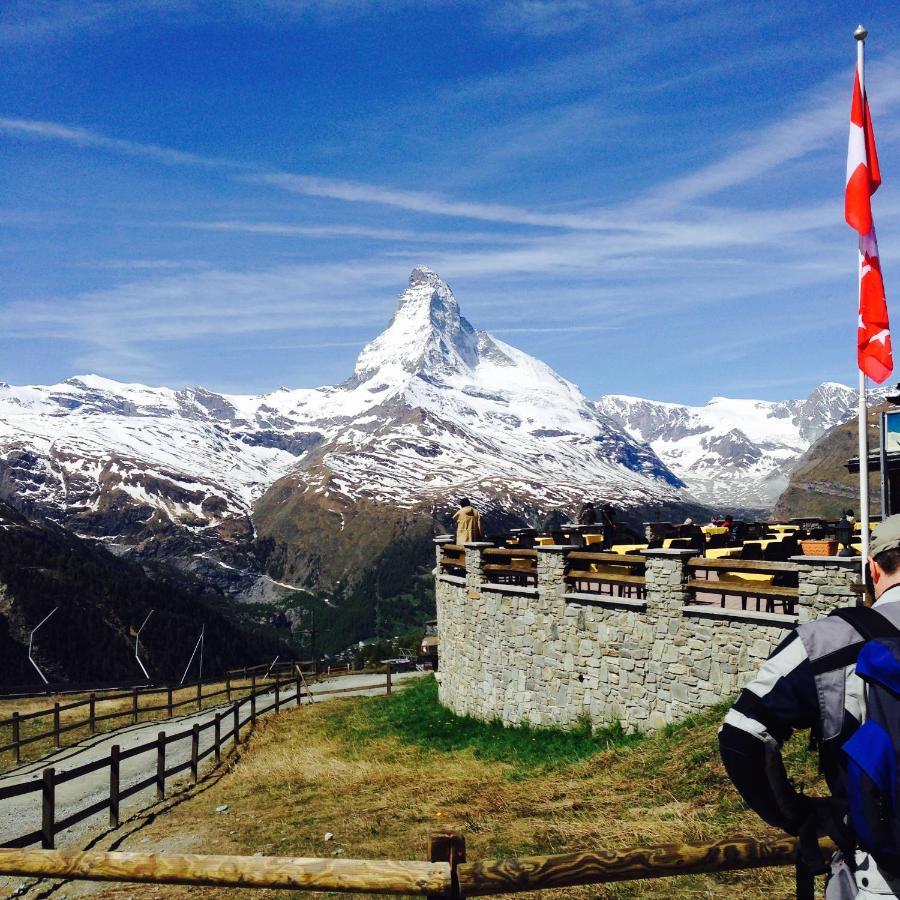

[0,665,394,852]
[0,660,317,766]
[0,832,838,895]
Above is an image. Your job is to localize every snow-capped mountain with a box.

[595,383,859,510]
[0,267,687,595]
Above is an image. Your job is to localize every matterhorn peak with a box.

[353,267,479,383]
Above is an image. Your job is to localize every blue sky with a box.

[3,0,900,405]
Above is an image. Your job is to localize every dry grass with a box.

[52,682,822,900]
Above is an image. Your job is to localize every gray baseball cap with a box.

[870,515,900,558]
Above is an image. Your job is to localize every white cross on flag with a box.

[846,62,892,383]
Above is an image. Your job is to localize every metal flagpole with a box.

[856,25,870,576]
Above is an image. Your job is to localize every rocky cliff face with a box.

[596,383,859,511]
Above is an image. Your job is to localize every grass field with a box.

[54,676,824,899]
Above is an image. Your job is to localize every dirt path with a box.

[0,671,423,856]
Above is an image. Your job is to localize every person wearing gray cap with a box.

[719,515,900,899]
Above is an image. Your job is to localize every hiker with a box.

[578,501,597,526]
[452,498,483,544]
[719,515,900,899]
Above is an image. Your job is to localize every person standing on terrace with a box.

[578,501,597,526]
[453,498,482,544]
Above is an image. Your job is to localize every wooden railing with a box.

[686,558,800,615]
[0,667,307,766]
[0,832,838,894]
[481,548,537,587]
[0,666,395,851]
[565,551,646,599]
[439,544,466,575]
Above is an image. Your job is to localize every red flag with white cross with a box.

[847,62,892,383]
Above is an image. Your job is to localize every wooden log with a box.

[0,849,453,895]
[456,835,836,896]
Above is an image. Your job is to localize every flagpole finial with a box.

[855,25,868,41]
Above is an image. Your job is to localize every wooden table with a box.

[705,547,742,559]
[610,544,648,555]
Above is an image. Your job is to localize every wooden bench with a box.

[481,563,537,586]
[685,579,799,613]
[566,551,646,598]
[440,544,466,573]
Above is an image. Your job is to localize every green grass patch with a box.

[327,675,644,771]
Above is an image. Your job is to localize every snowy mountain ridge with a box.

[595,382,860,510]
[0,268,687,594]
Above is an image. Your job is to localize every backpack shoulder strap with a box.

[807,607,900,676]
[829,606,900,641]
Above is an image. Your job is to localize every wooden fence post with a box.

[167,685,173,718]
[53,703,61,748]
[196,680,202,712]
[89,693,96,734]
[190,724,199,783]
[386,663,392,696]
[233,701,240,746]
[12,712,20,764]
[295,668,302,706]
[251,682,256,727]
[274,676,280,712]
[226,675,231,702]
[428,832,465,900]
[132,688,139,725]
[156,732,166,801]
[214,713,221,765]
[109,745,121,827]
[41,768,55,849]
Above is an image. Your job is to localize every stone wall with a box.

[435,541,859,731]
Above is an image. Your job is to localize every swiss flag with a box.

[845,70,881,233]
[847,64,892,383]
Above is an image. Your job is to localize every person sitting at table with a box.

[578,501,597,526]
[453,498,483,545]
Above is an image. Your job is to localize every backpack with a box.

[832,607,900,873]
[812,606,900,876]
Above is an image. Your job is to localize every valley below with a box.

[0,267,871,675]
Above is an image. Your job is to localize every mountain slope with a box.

[0,500,287,684]
[0,268,690,604]
[596,384,858,511]
[771,404,882,520]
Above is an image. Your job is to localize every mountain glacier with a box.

[595,383,859,510]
